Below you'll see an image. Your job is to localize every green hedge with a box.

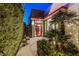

[0,4,24,56]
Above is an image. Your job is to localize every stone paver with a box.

[16,37,48,56]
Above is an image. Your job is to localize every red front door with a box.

[36,24,42,37]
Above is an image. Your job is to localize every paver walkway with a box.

[16,37,48,56]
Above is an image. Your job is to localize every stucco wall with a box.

[65,22,79,49]
[65,3,79,49]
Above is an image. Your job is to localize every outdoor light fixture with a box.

[60,7,67,12]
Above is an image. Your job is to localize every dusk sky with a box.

[22,3,52,25]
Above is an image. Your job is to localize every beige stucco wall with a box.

[68,3,79,16]
[64,22,79,49]
[65,4,79,49]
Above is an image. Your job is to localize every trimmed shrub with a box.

[0,4,24,56]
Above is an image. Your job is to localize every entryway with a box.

[36,24,42,37]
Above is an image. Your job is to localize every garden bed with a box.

[37,39,79,56]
